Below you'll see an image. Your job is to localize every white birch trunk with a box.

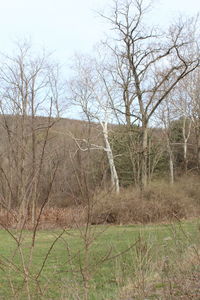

[182,117,192,173]
[167,139,174,185]
[183,140,187,172]
[169,152,174,185]
[101,122,120,194]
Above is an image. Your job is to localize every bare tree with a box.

[157,98,176,184]
[68,55,120,193]
[101,0,200,187]
[0,41,62,226]
[182,69,200,171]
[169,82,192,173]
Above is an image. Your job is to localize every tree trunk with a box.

[167,139,174,185]
[183,140,188,173]
[195,127,200,172]
[102,122,120,194]
[141,124,148,189]
[125,103,131,127]
[182,117,191,174]
[169,152,174,185]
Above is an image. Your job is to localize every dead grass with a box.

[118,231,200,300]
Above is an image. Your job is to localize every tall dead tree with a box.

[184,70,200,172]
[157,98,178,184]
[101,0,200,188]
[69,56,120,193]
[169,82,192,173]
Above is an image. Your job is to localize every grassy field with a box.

[0,220,200,299]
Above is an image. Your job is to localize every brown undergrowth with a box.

[0,176,200,229]
[0,206,87,229]
[91,175,200,225]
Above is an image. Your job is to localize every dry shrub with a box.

[38,206,87,228]
[1,176,200,228]
[0,207,87,229]
[0,209,18,227]
[118,246,200,300]
[91,176,200,225]
[32,177,200,227]
[176,174,200,203]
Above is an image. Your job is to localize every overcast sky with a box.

[0,0,200,65]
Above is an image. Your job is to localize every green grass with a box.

[0,220,200,299]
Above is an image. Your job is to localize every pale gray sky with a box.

[0,0,200,64]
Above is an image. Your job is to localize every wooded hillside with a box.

[0,0,200,227]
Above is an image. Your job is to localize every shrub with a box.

[91,176,200,225]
